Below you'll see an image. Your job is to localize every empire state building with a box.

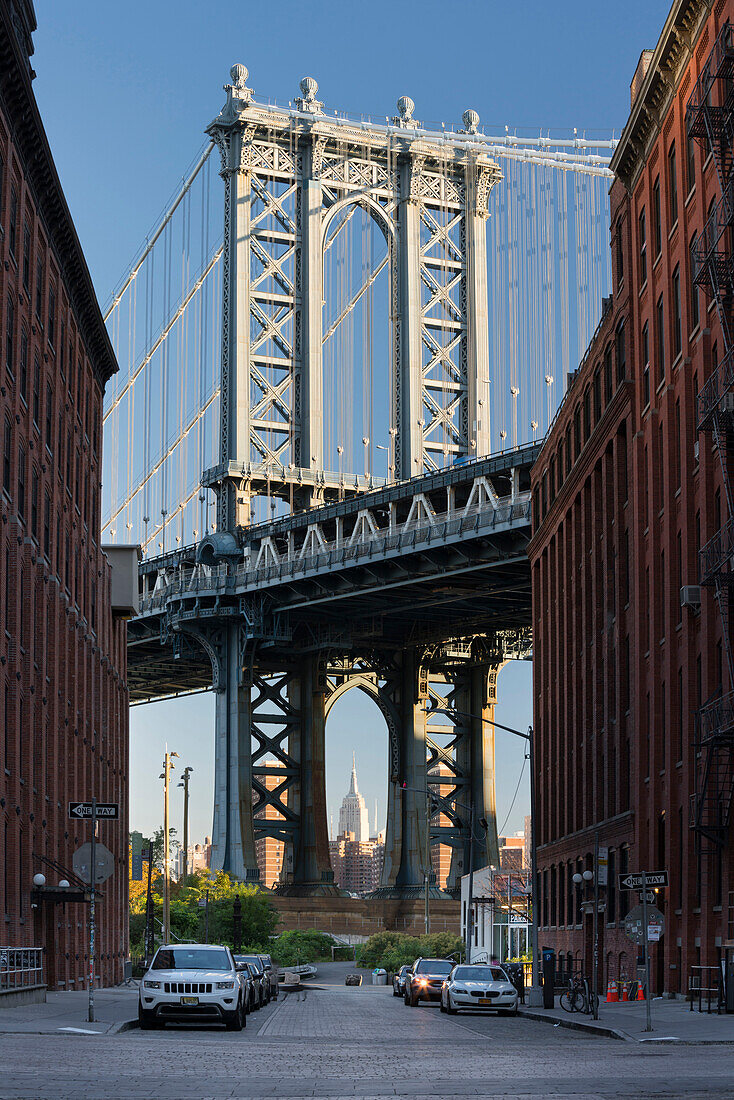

[337,755,369,842]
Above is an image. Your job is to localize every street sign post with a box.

[68,802,119,820]
[72,842,115,885]
[618,871,668,890]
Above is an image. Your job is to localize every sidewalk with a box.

[521,995,734,1043]
[0,986,138,1035]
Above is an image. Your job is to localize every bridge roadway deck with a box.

[127,445,540,702]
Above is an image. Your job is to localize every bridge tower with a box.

[189,65,506,894]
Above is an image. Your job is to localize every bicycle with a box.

[559,974,597,1014]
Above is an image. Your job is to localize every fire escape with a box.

[687,21,734,851]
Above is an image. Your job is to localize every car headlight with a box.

[452,987,467,994]
[143,980,161,989]
[418,978,428,986]
[216,980,235,989]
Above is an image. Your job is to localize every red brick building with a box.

[0,1,129,989]
[529,0,734,995]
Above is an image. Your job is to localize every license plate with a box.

[180,996,199,1005]
[478,998,493,1005]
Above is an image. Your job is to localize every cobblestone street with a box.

[1,984,733,1098]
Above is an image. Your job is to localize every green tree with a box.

[269,930,335,967]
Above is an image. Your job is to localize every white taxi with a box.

[440,963,519,1016]
[138,943,247,1030]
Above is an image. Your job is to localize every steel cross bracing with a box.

[127,445,536,894]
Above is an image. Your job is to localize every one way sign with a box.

[618,870,668,890]
[68,802,119,820]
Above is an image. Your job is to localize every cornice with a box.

[610,0,712,192]
[0,6,117,389]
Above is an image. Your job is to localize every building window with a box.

[604,343,613,401]
[583,387,591,441]
[668,142,678,226]
[675,399,681,491]
[45,381,52,450]
[690,233,700,331]
[616,319,626,383]
[32,354,40,427]
[2,418,10,495]
[17,443,25,521]
[686,128,696,194]
[19,328,27,403]
[8,185,17,257]
[59,320,65,380]
[642,321,650,406]
[638,208,647,285]
[573,405,581,459]
[43,491,50,557]
[616,224,624,287]
[672,266,682,359]
[30,467,38,539]
[5,295,14,376]
[593,368,602,422]
[656,294,665,384]
[653,175,662,258]
[22,221,30,291]
[35,258,43,321]
[48,285,55,347]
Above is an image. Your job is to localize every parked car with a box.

[439,963,519,1016]
[404,958,455,1006]
[257,953,278,1000]
[392,965,411,997]
[138,943,246,1030]
[235,955,270,1007]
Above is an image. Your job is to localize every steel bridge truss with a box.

[204,68,502,533]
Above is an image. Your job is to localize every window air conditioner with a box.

[680,585,701,610]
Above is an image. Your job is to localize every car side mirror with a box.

[235,962,247,971]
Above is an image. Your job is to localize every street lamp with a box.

[178,766,193,886]
[425,705,539,1003]
[159,750,179,944]
[572,864,599,1020]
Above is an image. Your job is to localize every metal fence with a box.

[0,947,44,990]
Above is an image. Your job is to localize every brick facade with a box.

[528,0,733,995]
[0,1,128,989]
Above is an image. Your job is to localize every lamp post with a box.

[573,861,599,1021]
[159,749,179,944]
[425,706,538,1001]
[178,766,193,885]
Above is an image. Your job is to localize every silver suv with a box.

[138,944,247,1030]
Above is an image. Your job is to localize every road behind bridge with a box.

[0,965,731,1098]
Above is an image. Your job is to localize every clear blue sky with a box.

[31,0,669,845]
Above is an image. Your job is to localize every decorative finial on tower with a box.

[393,95,417,128]
[462,108,480,134]
[295,76,323,113]
[226,63,253,106]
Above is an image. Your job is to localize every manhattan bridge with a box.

[102,65,616,898]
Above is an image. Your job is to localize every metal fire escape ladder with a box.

[687,21,734,849]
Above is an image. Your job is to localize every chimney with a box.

[630,50,654,107]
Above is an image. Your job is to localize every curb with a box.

[109,1018,139,1035]
[518,1007,628,1042]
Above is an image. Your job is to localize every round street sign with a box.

[623,903,665,945]
[73,842,115,885]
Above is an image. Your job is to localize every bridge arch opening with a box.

[321,200,393,483]
[325,682,389,894]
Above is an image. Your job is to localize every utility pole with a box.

[159,749,178,943]
[178,766,193,885]
[593,831,599,1021]
[425,786,431,935]
[88,798,97,1023]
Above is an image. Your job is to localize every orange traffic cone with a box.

[606,980,618,1003]
[637,981,645,1001]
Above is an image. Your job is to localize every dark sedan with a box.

[404,958,455,1006]
[234,955,270,1008]
[392,965,411,997]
